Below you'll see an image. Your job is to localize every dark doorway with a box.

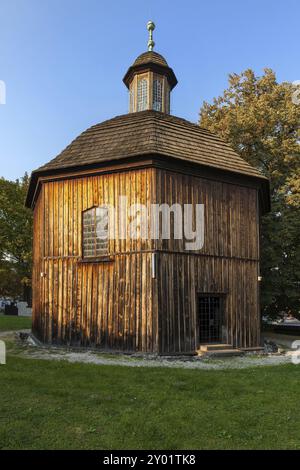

[198,295,223,344]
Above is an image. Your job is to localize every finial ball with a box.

[147,21,155,32]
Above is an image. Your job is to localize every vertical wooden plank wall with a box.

[155,169,260,353]
[32,168,157,352]
[32,186,44,338]
[32,165,261,354]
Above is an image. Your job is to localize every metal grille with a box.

[198,296,222,344]
[137,78,148,111]
[129,85,135,112]
[83,207,108,258]
[153,79,162,111]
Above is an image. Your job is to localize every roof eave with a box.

[123,63,178,90]
[25,152,270,213]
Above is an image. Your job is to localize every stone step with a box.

[204,349,244,357]
[197,347,244,358]
[199,343,233,352]
[241,347,264,353]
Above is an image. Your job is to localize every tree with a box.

[0,174,33,301]
[200,69,300,318]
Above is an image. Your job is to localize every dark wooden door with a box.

[198,295,222,344]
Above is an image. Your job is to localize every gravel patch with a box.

[21,349,294,370]
[1,330,295,370]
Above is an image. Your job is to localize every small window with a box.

[137,78,148,111]
[82,207,109,258]
[129,85,135,112]
[153,79,162,111]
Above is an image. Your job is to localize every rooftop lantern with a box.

[123,21,178,114]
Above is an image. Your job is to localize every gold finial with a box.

[147,21,155,51]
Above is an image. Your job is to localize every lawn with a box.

[0,315,32,332]
[1,353,300,450]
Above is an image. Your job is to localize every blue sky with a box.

[0,0,299,180]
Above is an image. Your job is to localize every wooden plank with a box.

[32,166,262,354]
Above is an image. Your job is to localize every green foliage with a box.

[200,68,300,318]
[0,174,33,299]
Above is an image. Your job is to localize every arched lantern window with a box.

[137,78,148,111]
[129,85,135,113]
[153,79,162,111]
[82,207,109,258]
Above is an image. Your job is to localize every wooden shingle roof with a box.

[133,51,169,67]
[26,111,268,207]
[123,51,178,90]
[35,111,265,178]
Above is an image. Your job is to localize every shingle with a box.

[133,51,169,67]
[34,110,265,180]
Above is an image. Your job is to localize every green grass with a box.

[0,315,32,332]
[1,354,300,449]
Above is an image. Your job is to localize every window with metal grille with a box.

[198,295,223,344]
[137,78,148,111]
[129,85,135,112]
[153,79,162,111]
[82,207,108,258]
